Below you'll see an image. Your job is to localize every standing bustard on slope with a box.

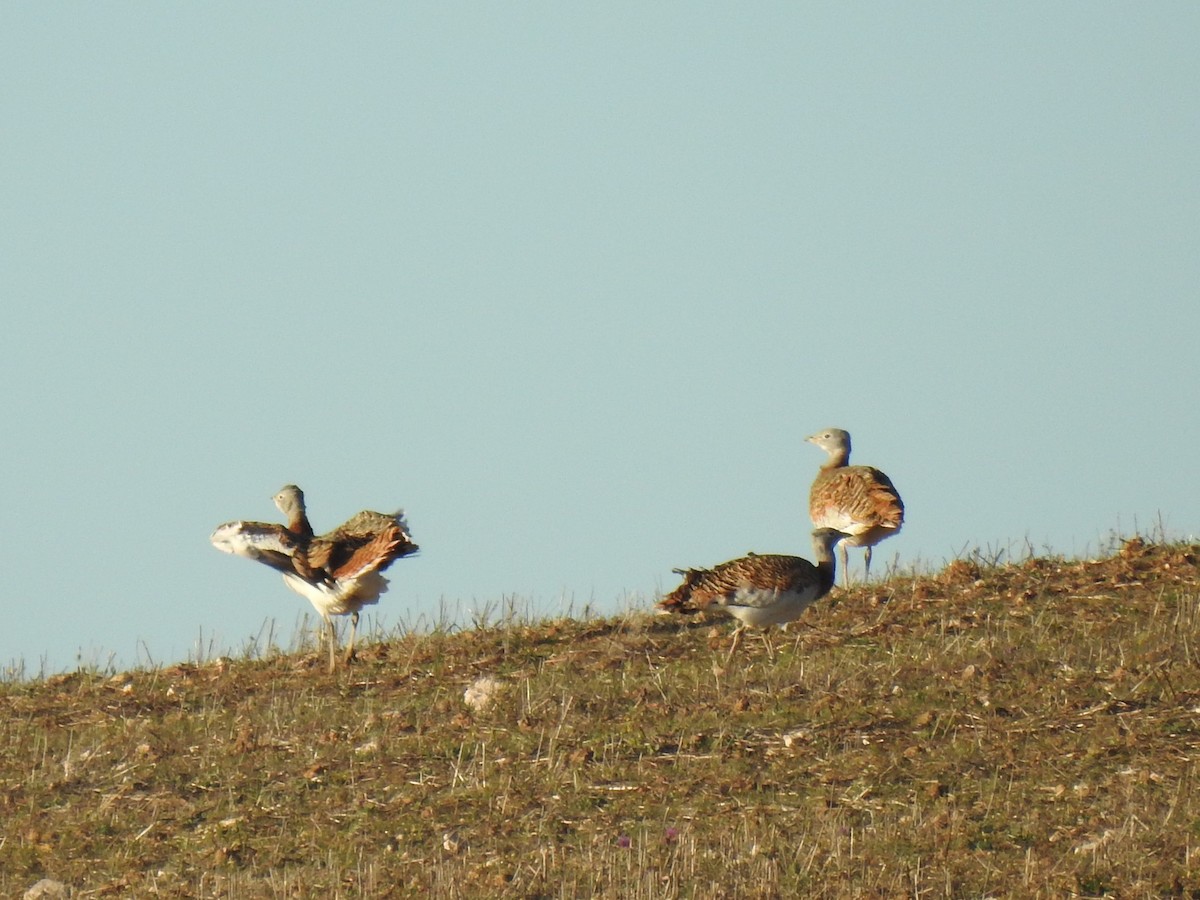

[657,528,848,660]
[806,428,903,585]
[210,485,418,673]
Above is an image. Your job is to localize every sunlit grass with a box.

[2,537,1200,896]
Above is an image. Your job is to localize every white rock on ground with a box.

[463,676,504,712]
[24,879,71,900]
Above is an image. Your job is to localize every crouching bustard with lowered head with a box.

[806,428,903,585]
[657,528,848,660]
[210,485,418,673]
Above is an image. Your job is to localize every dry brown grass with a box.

[3,537,1200,897]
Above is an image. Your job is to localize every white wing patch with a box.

[210,521,289,557]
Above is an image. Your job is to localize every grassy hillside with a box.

[3,537,1200,898]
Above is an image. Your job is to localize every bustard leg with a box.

[343,611,360,665]
[863,545,873,582]
[723,625,747,664]
[325,615,337,674]
[838,542,851,587]
[759,627,776,662]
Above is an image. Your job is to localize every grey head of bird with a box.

[273,484,307,519]
[811,527,849,556]
[805,428,852,459]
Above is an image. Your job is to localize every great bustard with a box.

[210,486,418,673]
[805,428,903,584]
[657,528,847,660]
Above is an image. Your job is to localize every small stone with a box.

[463,676,504,712]
[24,879,71,900]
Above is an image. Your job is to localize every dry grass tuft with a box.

[4,538,1200,896]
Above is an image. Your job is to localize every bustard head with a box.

[810,527,848,556]
[273,484,307,519]
[805,428,851,459]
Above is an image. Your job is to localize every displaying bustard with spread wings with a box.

[806,428,903,584]
[210,485,418,673]
[657,528,847,660]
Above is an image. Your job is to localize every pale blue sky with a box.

[3,4,1197,674]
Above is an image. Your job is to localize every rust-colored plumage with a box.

[211,486,418,672]
[304,510,416,586]
[658,528,846,658]
[806,428,903,584]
